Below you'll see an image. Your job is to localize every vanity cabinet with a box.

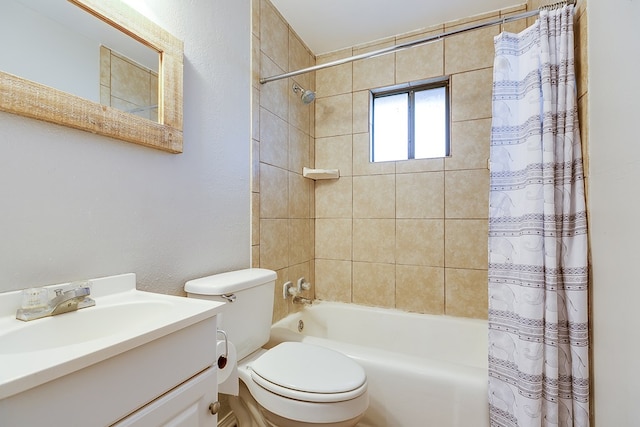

[0,316,219,426]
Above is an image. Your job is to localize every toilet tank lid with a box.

[184,268,277,295]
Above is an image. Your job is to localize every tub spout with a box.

[292,295,312,305]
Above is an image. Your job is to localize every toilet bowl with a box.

[236,343,368,427]
[185,269,368,427]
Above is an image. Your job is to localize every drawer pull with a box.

[209,401,221,415]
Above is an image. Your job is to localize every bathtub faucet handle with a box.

[283,281,297,299]
[297,277,311,291]
[284,279,311,300]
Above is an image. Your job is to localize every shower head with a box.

[292,83,316,105]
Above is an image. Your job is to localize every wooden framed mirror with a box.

[0,0,184,153]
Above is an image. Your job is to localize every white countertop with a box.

[0,273,224,400]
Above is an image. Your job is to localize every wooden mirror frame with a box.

[0,0,184,153]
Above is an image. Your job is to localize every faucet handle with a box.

[20,288,48,310]
[297,277,311,291]
[49,282,91,301]
[283,281,297,299]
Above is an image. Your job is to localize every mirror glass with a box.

[0,0,184,153]
[1,0,160,122]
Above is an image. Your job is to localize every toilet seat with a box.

[240,343,369,425]
[250,342,367,403]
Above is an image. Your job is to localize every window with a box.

[371,79,450,162]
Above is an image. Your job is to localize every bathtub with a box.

[267,301,489,427]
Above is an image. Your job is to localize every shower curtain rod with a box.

[259,0,576,85]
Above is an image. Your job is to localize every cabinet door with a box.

[115,367,218,427]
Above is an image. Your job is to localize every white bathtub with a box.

[268,301,489,427]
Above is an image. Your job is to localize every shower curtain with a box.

[488,5,589,427]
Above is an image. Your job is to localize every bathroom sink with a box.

[0,273,225,402]
[0,300,172,354]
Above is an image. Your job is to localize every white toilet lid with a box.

[250,342,366,401]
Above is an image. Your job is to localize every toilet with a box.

[185,268,368,427]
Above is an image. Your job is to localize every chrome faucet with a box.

[292,295,312,305]
[285,277,313,306]
[16,283,95,321]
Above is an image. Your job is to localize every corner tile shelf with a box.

[302,167,340,180]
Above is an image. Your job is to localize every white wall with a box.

[590,0,640,425]
[0,0,252,295]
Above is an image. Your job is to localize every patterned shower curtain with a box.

[488,5,589,427]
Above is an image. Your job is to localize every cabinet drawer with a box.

[115,366,217,427]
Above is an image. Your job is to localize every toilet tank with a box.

[185,268,276,360]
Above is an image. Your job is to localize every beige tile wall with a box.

[254,0,588,322]
[252,0,316,322]
[313,5,536,320]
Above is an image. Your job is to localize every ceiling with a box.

[269,0,525,55]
